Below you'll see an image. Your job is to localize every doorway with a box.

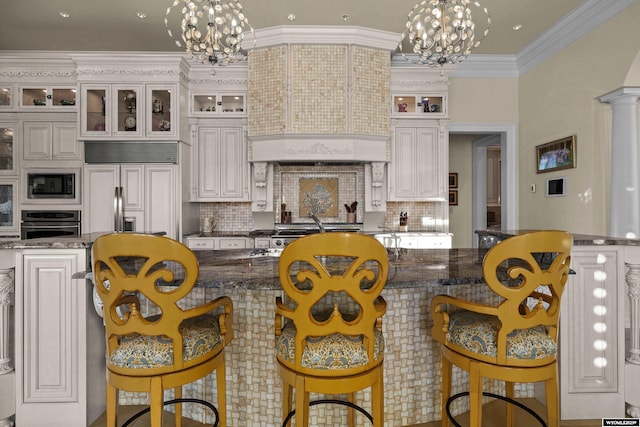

[449,123,517,247]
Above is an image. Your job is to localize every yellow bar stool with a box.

[92,233,234,427]
[275,232,388,427]
[431,230,573,427]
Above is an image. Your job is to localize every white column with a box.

[599,88,640,238]
[0,267,14,427]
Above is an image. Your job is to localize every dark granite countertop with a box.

[191,248,488,290]
[475,229,640,246]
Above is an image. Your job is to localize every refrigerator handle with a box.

[114,187,123,232]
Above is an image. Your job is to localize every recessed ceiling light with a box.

[287,13,296,21]
[59,11,70,18]
[341,14,351,22]
[512,24,522,31]
[136,12,147,19]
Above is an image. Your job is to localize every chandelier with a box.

[398,0,491,67]
[165,0,254,66]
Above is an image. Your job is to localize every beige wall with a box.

[447,2,640,236]
[449,135,474,247]
[517,2,640,235]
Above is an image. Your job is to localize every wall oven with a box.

[24,168,80,204]
[21,210,81,240]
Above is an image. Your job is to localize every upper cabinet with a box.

[80,83,177,140]
[388,123,448,201]
[0,124,17,175]
[23,121,81,162]
[19,86,77,110]
[193,124,249,202]
[391,94,447,117]
[0,86,13,109]
[191,93,246,117]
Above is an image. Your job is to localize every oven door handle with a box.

[21,224,80,229]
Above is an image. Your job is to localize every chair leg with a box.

[545,374,560,427]
[106,382,118,427]
[505,381,515,427]
[175,386,183,427]
[372,367,384,427]
[149,377,164,427]
[282,381,292,424]
[468,362,483,427]
[347,392,355,427]
[214,358,227,427]
[295,376,309,427]
[441,356,452,427]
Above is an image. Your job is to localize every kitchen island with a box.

[3,231,637,425]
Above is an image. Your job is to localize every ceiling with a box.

[0,0,588,57]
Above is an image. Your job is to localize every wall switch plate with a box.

[531,184,536,193]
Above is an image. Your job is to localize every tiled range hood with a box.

[246,27,400,213]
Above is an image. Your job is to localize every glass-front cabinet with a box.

[392,94,446,116]
[80,83,176,139]
[0,178,18,235]
[0,86,13,108]
[191,93,245,116]
[114,85,142,138]
[0,125,16,174]
[20,86,77,109]
[146,85,177,138]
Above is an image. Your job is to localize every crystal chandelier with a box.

[398,0,491,66]
[165,0,254,66]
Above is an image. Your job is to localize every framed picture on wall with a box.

[449,190,458,206]
[536,135,576,173]
[449,173,458,188]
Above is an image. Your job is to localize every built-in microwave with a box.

[24,169,81,204]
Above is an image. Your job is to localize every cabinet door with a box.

[120,165,144,210]
[80,85,110,137]
[113,85,143,138]
[197,126,247,201]
[83,165,119,234]
[52,123,81,160]
[16,249,87,426]
[560,246,626,418]
[23,122,52,160]
[144,165,176,239]
[0,124,17,174]
[390,126,441,200]
[146,85,177,139]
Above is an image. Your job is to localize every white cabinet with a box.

[80,83,177,140]
[185,236,252,250]
[83,164,177,239]
[19,86,77,110]
[560,246,626,419]
[389,123,447,201]
[190,93,246,116]
[194,125,249,201]
[23,122,81,161]
[391,94,446,117]
[0,123,17,174]
[14,249,88,426]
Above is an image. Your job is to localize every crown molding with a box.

[516,0,637,75]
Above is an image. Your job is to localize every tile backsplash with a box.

[198,165,446,233]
